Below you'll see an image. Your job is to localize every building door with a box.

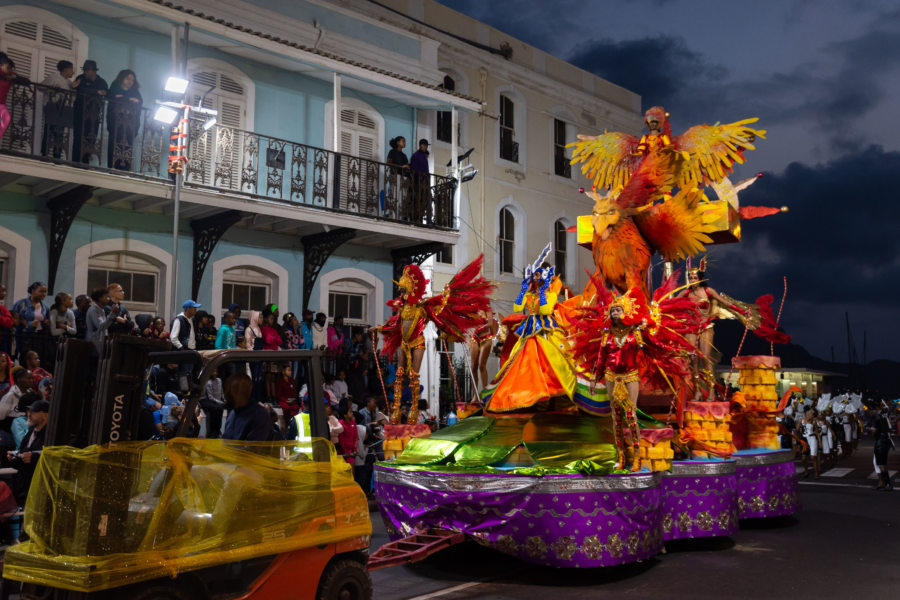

[337,108,378,214]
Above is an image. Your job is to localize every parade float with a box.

[370,106,797,569]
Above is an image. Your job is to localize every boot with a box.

[390,367,405,424]
[626,446,641,472]
[873,470,885,490]
[406,369,421,425]
[882,471,893,491]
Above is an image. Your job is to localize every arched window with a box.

[554,220,568,280]
[221,266,271,315]
[186,59,254,189]
[498,207,515,274]
[0,12,81,82]
[87,252,161,315]
[496,87,526,167]
[318,268,384,334]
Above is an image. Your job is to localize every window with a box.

[436,75,457,144]
[554,220,568,281]
[553,119,571,178]
[222,266,271,314]
[186,61,252,189]
[436,244,453,265]
[329,292,365,322]
[87,253,160,313]
[499,95,518,162]
[498,207,515,274]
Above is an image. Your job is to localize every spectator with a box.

[105,282,134,336]
[10,391,41,448]
[0,352,11,398]
[12,281,49,364]
[261,305,283,403]
[353,412,372,493]
[72,59,108,164]
[300,309,314,350]
[386,136,409,170]
[194,311,217,350]
[49,292,77,345]
[409,138,433,224]
[72,294,90,339]
[40,59,74,159]
[86,287,122,342]
[215,311,238,350]
[142,316,169,341]
[170,300,200,351]
[276,364,299,419]
[347,349,369,401]
[312,312,328,351]
[0,284,16,354]
[106,69,142,170]
[245,310,262,351]
[417,398,436,428]
[282,312,302,349]
[150,363,181,403]
[325,401,343,445]
[327,315,348,372]
[200,368,225,439]
[331,370,349,400]
[0,53,16,140]
[0,369,33,450]
[222,373,274,441]
[22,351,51,388]
[228,303,247,347]
[335,399,358,465]
[7,398,49,503]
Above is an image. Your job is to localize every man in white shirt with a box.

[170,300,200,350]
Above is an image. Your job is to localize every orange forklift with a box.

[0,337,372,600]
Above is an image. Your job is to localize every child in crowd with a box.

[276,364,299,419]
[200,368,225,439]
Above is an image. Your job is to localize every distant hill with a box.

[715,320,899,397]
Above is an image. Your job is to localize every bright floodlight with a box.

[164,76,190,94]
[154,105,179,125]
[203,117,217,130]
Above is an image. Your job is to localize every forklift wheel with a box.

[317,559,372,600]
[129,583,194,600]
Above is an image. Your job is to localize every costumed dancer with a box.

[683,258,790,401]
[569,273,700,471]
[467,306,498,392]
[869,403,894,491]
[376,255,493,425]
[482,244,576,413]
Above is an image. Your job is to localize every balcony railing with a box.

[0,80,457,230]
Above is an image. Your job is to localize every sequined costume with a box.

[377,255,494,425]
[483,258,576,413]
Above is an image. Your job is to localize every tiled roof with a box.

[148,0,483,105]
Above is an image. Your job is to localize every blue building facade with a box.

[0,0,479,330]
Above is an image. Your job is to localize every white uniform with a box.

[804,421,818,456]
[819,422,831,454]
[842,415,852,443]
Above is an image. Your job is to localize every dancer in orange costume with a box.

[376,255,493,425]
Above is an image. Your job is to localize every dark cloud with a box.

[705,145,900,359]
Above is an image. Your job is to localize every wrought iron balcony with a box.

[0,80,457,230]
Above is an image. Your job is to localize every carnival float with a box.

[370,106,798,569]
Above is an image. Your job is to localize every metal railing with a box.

[1,80,457,229]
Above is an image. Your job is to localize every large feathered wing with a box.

[634,186,717,261]
[673,118,766,188]
[424,254,495,341]
[568,131,643,190]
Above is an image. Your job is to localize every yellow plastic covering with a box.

[3,438,371,592]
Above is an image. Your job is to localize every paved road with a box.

[370,438,899,600]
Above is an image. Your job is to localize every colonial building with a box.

[0,0,641,408]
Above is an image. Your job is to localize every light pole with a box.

[154,76,216,319]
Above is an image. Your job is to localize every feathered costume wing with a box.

[712,293,790,345]
[634,186,718,262]
[379,254,495,358]
[568,274,701,391]
[423,254,495,341]
[672,119,766,188]
[569,131,643,191]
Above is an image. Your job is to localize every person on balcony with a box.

[72,60,108,164]
[0,53,16,141]
[106,69,143,171]
[386,136,409,170]
[410,138,433,225]
[39,60,74,159]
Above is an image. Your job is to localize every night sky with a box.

[438,0,900,362]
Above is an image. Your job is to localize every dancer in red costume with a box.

[570,274,701,471]
[376,255,493,425]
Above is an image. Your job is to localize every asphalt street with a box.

[370,438,899,600]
